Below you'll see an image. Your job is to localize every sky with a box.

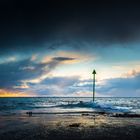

[0,0,140,97]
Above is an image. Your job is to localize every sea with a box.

[0,97,140,116]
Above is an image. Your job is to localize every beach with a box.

[0,97,140,140]
[0,113,140,140]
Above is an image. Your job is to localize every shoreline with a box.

[0,113,140,140]
[26,111,140,117]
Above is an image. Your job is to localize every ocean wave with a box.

[48,101,131,113]
[1,97,138,114]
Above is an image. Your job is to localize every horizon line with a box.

[0,96,140,98]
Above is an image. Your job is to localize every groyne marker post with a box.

[92,70,96,102]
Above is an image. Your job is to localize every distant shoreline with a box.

[0,97,140,98]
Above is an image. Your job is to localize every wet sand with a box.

[0,113,140,140]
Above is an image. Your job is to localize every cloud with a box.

[52,56,78,64]
[42,50,94,65]
[97,71,140,97]
[123,69,140,78]
[52,57,76,61]
[22,76,80,96]
[0,54,81,91]
[1,1,140,57]
[0,58,50,89]
[0,58,46,89]
[33,70,140,97]
[22,76,94,97]
[1,62,140,97]
[0,56,17,64]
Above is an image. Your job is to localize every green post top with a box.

[92,70,96,74]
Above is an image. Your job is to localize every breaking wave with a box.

[1,97,140,115]
[53,101,131,113]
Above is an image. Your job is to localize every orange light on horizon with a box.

[0,89,35,97]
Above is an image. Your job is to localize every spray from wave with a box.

[44,101,132,113]
[1,97,139,115]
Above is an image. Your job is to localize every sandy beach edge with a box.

[0,112,140,140]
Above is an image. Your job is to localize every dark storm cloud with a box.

[52,57,76,61]
[0,0,140,55]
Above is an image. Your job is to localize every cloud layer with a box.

[0,55,77,90]
[1,1,140,56]
[0,54,140,97]
[0,0,140,97]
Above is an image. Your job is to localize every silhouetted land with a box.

[0,113,140,140]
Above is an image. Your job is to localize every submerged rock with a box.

[112,113,140,118]
[69,123,81,127]
[26,111,32,116]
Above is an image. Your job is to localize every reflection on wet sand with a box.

[1,114,140,140]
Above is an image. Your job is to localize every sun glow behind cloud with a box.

[0,89,36,97]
